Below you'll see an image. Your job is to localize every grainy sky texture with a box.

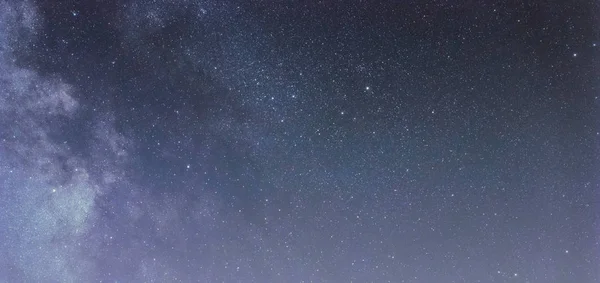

[0,1,599,282]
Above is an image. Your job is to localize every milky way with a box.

[0,1,599,282]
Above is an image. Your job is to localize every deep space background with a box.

[0,1,599,282]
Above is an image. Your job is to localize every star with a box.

[0,2,596,282]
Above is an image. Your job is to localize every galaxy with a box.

[0,1,599,282]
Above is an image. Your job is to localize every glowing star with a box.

[52,188,57,193]
[365,86,370,91]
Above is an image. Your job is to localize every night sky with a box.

[1,1,599,282]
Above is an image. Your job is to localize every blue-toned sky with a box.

[0,1,599,282]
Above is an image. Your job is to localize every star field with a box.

[0,1,599,282]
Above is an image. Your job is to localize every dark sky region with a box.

[0,1,599,282]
